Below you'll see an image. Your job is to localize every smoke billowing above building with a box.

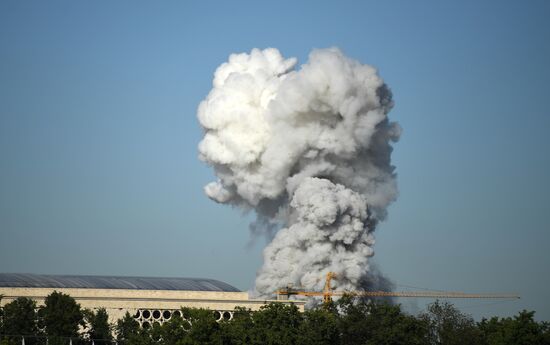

[198,48,400,297]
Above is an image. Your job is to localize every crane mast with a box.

[275,272,520,302]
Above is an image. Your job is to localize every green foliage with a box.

[249,302,302,345]
[219,307,253,345]
[420,300,483,345]
[478,310,550,345]
[337,295,370,344]
[115,312,145,345]
[221,307,252,343]
[158,312,188,345]
[1,297,39,345]
[0,294,4,333]
[177,307,221,345]
[220,303,304,345]
[338,295,427,345]
[298,308,340,345]
[40,291,83,345]
[84,308,112,344]
[365,302,427,345]
[4,290,550,345]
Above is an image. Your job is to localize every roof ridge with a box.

[0,273,241,292]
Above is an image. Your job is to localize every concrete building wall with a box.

[0,286,305,326]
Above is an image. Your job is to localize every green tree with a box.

[478,310,550,345]
[41,291,83,345]
[177,307,221,345]
[0,295,4,340]
[420,300,483,345]
[219,307,254,345]
[298,308,340,345]
[542,321,550,345]
[363,301,427,345]
[158,312,188,345]
[115,312,139,343]
[337,295,371,345]
[1,297,39,345]
[115,312,152,345]
[149,322,163,344]
[84,308,112,345]
[337,295,427,345]
[249,303,302,345]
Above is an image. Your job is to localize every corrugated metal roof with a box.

[0,273,240,292]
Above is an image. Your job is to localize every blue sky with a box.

[1,0,549,320]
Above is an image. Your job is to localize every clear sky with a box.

[1,0,549,320]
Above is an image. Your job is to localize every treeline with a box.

[1,292,549,345]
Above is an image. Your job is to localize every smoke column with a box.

[198,48,400,297]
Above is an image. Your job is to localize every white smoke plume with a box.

[198,47,400,297]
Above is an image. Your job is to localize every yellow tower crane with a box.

[275,272,520,303]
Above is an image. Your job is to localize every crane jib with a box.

[275,272,520,301]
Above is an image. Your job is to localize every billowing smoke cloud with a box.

[198,48,400,297]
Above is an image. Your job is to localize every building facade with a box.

[0,273,304,327]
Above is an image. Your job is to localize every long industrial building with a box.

[0,273,304,327]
